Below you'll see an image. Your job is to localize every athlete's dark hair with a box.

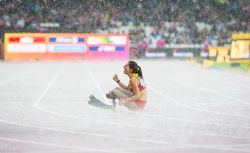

[128,61,143,78]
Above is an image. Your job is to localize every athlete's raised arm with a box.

[113,74,129,90]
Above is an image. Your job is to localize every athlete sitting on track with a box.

[106,61,147,110]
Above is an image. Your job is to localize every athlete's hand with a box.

[113,74,119,82]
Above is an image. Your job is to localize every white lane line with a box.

[0,137,129,153]
[151,69,250,106]
[0,116,249,146]
[149,86,250,119]
[33,65,65,107]
[120,143,250,150]
[204,76,250,90]
[87,66,110,104]
[34,101,250,139]
[0,121,250,152]
[0,137,83,151]
[0,119,174,146]
[121,145,250,153]
[2,145,250,153]
[176,62,250,90]
[0,71,32,86]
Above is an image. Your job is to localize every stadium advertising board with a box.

[86,34,129,60]
[4,33,129,61]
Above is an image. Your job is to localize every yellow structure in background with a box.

[208,33,250,61]
[208,46,230,63]
[202,59,214,68]
[231,33,250,59]
[0,41,2,59]
[206,33,250,72]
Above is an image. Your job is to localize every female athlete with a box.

[106,61,147,110]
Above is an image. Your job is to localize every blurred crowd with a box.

[0,0,249,48]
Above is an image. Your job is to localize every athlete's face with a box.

[123,63,132,75]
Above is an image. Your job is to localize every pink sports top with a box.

[128,77,146,93]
